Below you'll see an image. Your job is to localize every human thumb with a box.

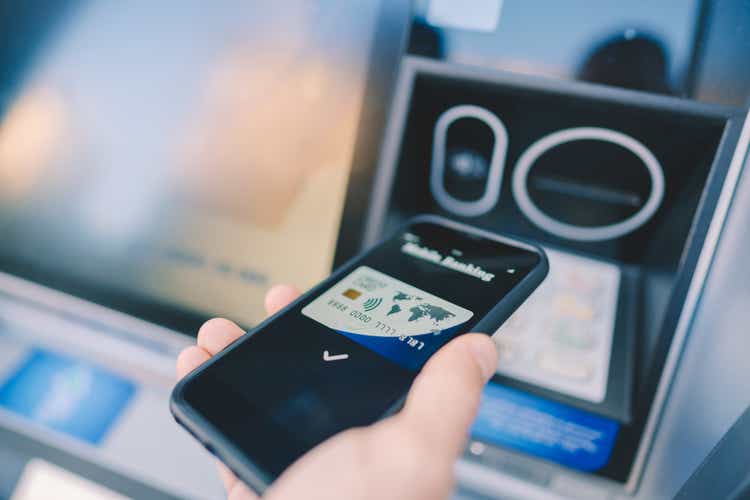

[396,333,497,459]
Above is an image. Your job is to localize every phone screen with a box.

[178,220,541,478]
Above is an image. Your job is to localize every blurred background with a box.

[0,1,749,499]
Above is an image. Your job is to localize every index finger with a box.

[264,284,301,315]
[180,285,301,378]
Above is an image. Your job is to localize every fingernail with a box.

[467,335,498,381]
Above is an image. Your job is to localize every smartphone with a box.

[171,215,548,493]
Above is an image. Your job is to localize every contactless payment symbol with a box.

[362,297,383,312]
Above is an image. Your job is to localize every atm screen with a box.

[0,1,408,332]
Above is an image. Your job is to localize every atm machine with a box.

[0,1,749,499]
[354,1,750,499]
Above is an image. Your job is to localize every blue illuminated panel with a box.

[472,383,619,472]
[0,349,136,445]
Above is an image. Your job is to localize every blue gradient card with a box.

[0,349,136,445]
[472,383,619,472]
[302,266,473,370]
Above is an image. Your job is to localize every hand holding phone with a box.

[172,216,548,494]
[177,289,499,500]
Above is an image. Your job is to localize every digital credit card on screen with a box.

[303,266,474,370]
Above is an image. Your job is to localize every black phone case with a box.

[170,214,548,494]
